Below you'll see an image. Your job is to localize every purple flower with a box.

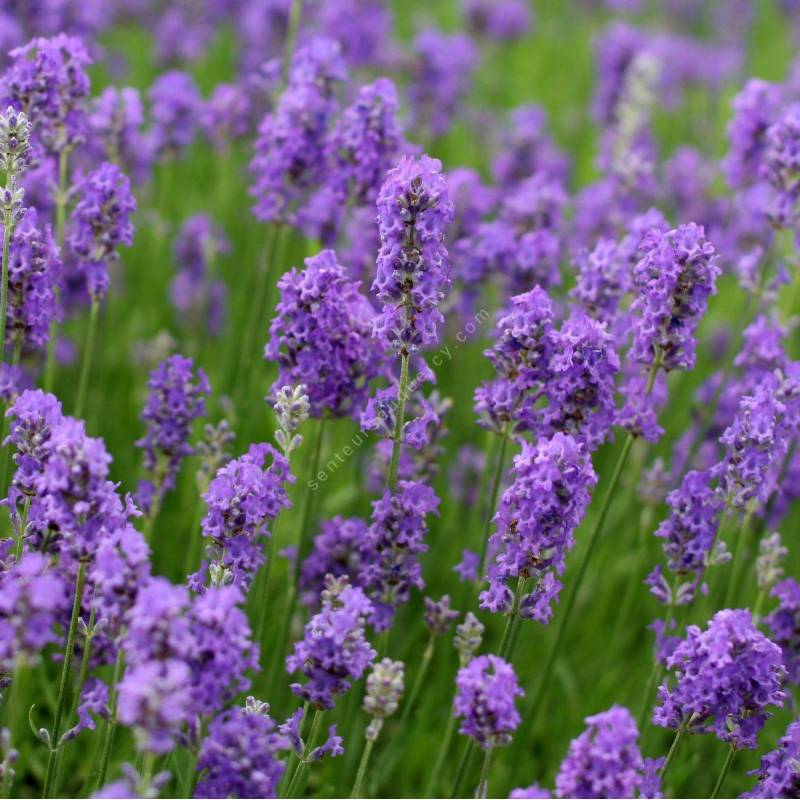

[372,155,455,354]
[766,578,800,686]
[629,223,720,372]
[148,71,202,160]
[762,103,800,227]
[570,238,629,329]
[423,595,459,636]
[250,37,346,224]
[4,207,60,350]
[360,480,440,631]
[68,161,136,300]
[191,442,293,591]
[326,78,405,207]
[135,354,210,511]
[267,249,382,418]
[648,470,723,605]
[315,0,392,67]
[454,654,523,749]
[286,575,376,709]
[408,28,477,138]
[481,433,597,624]
[654,608,785,749]
[88,87,152,185]
[201,83,252,151]
[1,34,91,154]
[555,705,660,799]
[743,718,800,798]
[0,551,68,670]
[454,549,480,583]
[195,703,288,798]
[593,22,645,126]
[724,79,783,189]
[299,516,368,607]
[170,214,229,335]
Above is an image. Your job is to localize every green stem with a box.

[477,430,509,579]
[710,747,736,799]
[281,0,304,84]
[44,149,69,394]
[450,739,475,799]
[386,352,410,491]
[351,736,376,799]
[74,298,99,419]
[425,711,457,796]
[293,419,326,590]
[13,496,30,562]
[475,748,492,799]
[283,709,323,798]
[92,648,124,793]
[0,338,22,492]
[183,487,209,576]
[398,636,434,726]
[498,577,526,662]
[255,506,285,649]
[723,510,753,609]
[52,606,95,797]
[660,723,687,782]
[42,558,87,798]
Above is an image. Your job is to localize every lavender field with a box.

[1,0,800,798]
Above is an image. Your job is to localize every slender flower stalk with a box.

[710,747,736,799]
[42,558,87,798]
[74,298,99,418]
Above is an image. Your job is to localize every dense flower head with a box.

[250,37,346,223]
[147,70,202,159]
[408,28,477,138]
[454,654,523,749]
[267,249,382,418]
[654,608,785,748]
[194,704,289,799]
[766,578,800,686]
[300,516,368,607]
[629,223,720,372]
[372,155,454,353]
[423,595,459,636]
[555,705,659,799]
[743,718,800,798]
[315,0,392,66]
[481,433,597,623]
[363,658,404,739]
[570,238,630,327]
[762,102,800,227]
[170,214,229,335]
[192,442,292,591]
[360,480,440,631]
[88,87,151,185]
[724,79,783,188]
[1,34,91,154]
[68,161,136,300]
[648,470,722,604]
[4,207,60,350]
[0,551,68,670]
[120,578,257,750]
[326,78,405,206]
[136,354,210,509]
[715,378,792,510]
[201,82,252,151]
[286,575,376,709]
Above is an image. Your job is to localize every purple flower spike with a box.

[372,155,454,354]
[454,654,523,749]
[654,608,785,749]
[481,433,596,624]
[267,249,382,418]
[135,354,210,511]
[743,718,800,798]
[1,34,91,154]
[195,704,289,799]
[148,70,202,160]
[555,705,661,799]
[286,575,376,710]
[766,578,800,686]
[69,161,136,301]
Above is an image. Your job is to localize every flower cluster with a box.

[481,433,597,624]
[654,608,785,749]
[267,249,382,418]
[454,654,523,749]
[743,719,800,798]
[286,575,376,709]
[363,658,404,740]
[766,578,800,686]
[372,155,454,353]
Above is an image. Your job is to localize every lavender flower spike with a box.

[372,155,455,354]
